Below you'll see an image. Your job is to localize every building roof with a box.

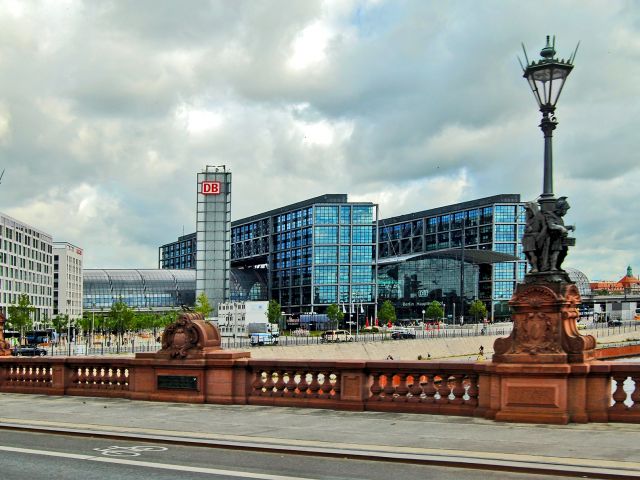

[379,194,522,225]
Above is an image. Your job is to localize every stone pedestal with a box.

[132,311,251,403]
[489,274,597,424]
[0,313,11,357]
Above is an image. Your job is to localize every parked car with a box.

[607,319,623,327]
[321,330,354,343]
[250,333,278,347]
[12,345,47,357]
[391,329,416,340]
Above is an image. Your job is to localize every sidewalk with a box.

[1,392,639,477]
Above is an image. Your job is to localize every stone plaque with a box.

[157,375,198,391]
[506,385,558,408]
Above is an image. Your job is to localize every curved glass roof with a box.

[566,267,592,297]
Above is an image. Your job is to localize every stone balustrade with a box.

[0,355,637,424]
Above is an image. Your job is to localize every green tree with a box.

[266,299,282,324]
[378,300,397,326]
[108,298,134,350]
[326,303,344,329]
[194,292,212,317]
[469,300,488,323]
[7,294,35,340]
[52,314,69,334]
[425,301,444,322]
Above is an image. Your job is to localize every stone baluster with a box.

[263,369,276,396]
[422,375,437,403]
[308,371,322,398]
[283,370,297,398]
[465,374,479,406]
[331,372,341,399]
[450,374,466,405]
[297,371,309,397]
[320,370,333,398]
[611,375,628,411]
[370,373,383,401]
[393,373,409,402]
[631,376,640,410]
[251,371,265,396]
[436,374,451,404]
[382,374,395,402]
[70,367,80,386]
[273,369,286,397]
[408,374,423,403]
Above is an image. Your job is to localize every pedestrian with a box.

[479,345,484,356]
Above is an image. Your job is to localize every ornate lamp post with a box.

[520,35,578,209]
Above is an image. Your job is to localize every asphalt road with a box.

[0,429,556,480]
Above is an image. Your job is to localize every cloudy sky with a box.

[1,0,638,280]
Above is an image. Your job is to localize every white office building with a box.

[53,242,84,320]
[0,212,53,322]
[216,300,269,338]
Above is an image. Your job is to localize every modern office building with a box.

[0,212,53,322]
[158,233,196,270]
[160,194,377,315]
[53,242,84,320]
[159,193,526,320]
[378,194,526,319]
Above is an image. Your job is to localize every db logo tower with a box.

[201,181,221,195]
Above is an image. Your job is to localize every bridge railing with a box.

[0,355,638,424]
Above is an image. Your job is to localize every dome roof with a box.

[566,268,592,297]
[618,265,640,286]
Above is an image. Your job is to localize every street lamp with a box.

[66,299,71,356]
[520,35,578,210]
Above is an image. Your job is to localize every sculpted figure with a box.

[541,197,575,272]
[521,202,546,273]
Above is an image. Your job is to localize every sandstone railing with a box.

[0,356,638,424]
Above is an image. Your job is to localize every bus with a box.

[25,329,57,346]
[635,308,640,321]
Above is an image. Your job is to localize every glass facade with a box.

[229,195,376,314]
[159,233,196,269]
[378,194,526,320]
[378,257,478,320]
[83,269,196,311]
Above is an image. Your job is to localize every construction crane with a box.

[0,169,4,185]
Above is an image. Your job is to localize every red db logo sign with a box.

[201,181,221,195]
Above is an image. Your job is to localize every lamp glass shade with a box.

[524,62,573,108]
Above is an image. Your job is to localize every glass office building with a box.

[378,194,526,319]
[159,233,196,270]
[231,194,377,314]
[159,193,525,320]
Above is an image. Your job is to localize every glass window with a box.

[340,206,351,224]
[314,285,337,304]
[351,285,373,302]
[339,246,350,263]
[314,206,339,224]
[426,217,437,234]
[352,226,372,243]
[340,226,350,244]
[452,212,464,229]
[313,246,337,264]
[314,226,338,244]
[339,285,350,303]
[314,265,337,284]
[495,243,516,255]
[351,245,373,263]
[494,281,514,300]
[352,206,373,224]
[412,220,423,236]
[495,205,516,223]
[517,262,526,280]
[494,262,515,280]
[466,209,479,227]
[438,215,450,232]
[480,206,493,224]
[495,225,516,242]
[480,225,492,243]
[339,265,350,283]
[352,265,373,283]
